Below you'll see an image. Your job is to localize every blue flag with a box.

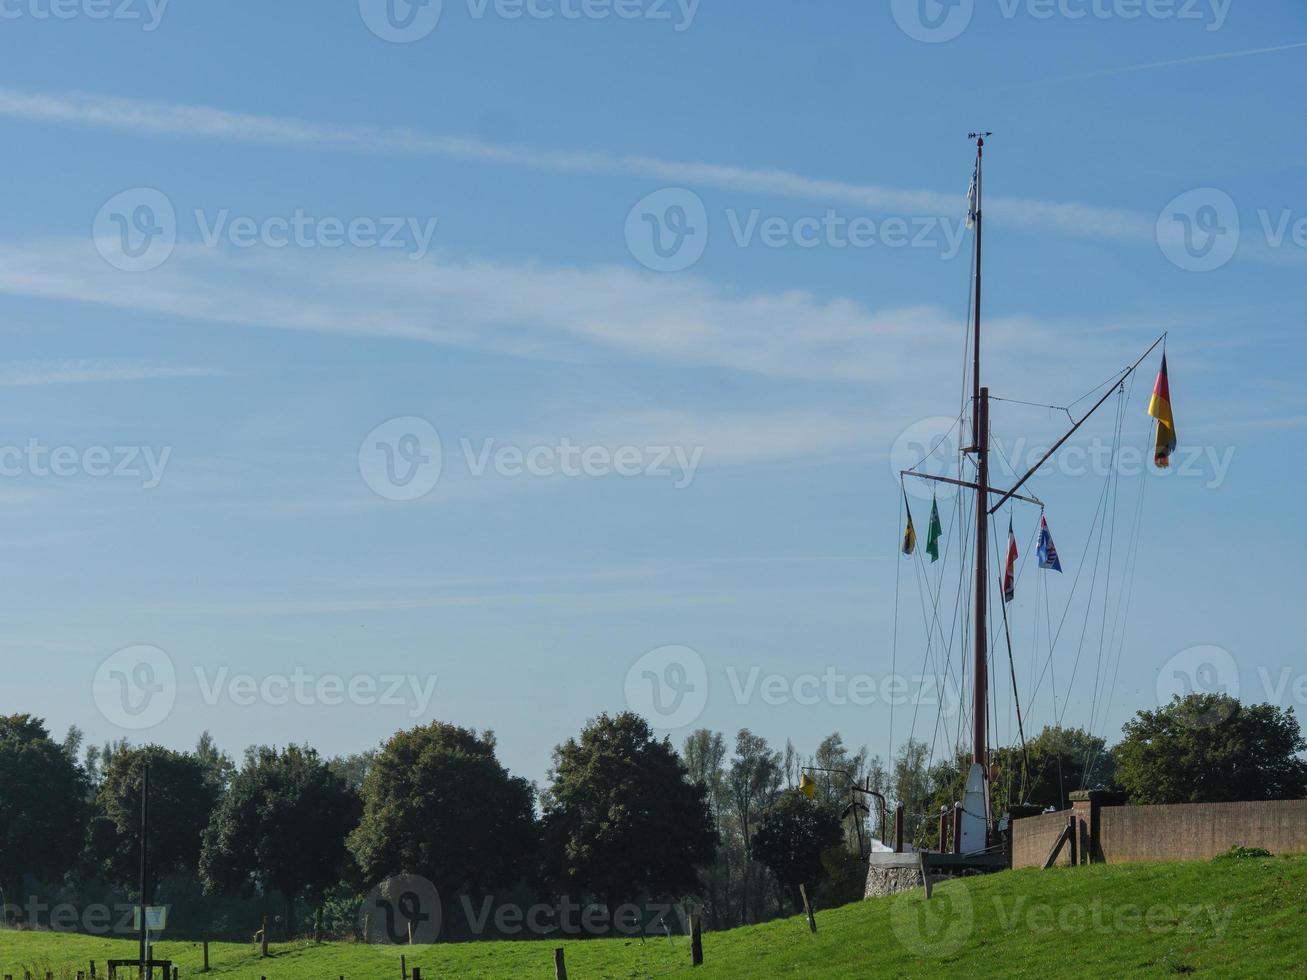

[1037,515,1062,573]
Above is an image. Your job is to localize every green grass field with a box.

[4,855,1304,978]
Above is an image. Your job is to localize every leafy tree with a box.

[327,750,377,792]
[0,715,88,910]
[195,731,236,797]
[682,729,730,928]
[543,713,716,925]
[1001,726,1115,810]
[200,745,360,934]
[806,733,884,848]
[750,790,843,912]
[1115,695,1307,804]
[726,729,782,922]
[809,734,870,807]
[891,739,934,845]
[349,723,537,912]
[84,737,131,792]
[90,745,217,897]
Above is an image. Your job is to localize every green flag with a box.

[926,497,943,563]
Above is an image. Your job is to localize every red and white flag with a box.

[1002,518,1019,603]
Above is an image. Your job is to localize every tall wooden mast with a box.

[968,132,991,770]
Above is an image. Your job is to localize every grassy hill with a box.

[3,855,1304,978]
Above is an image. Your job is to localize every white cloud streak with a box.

[0,87,1154,242]
[0,238,1130,389]
[1039,40,1307,83]
[0,359,222,387]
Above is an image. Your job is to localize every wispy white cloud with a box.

[0,87,1154,243]
[0,238,1133,389]
[0,359,222,387]
[1037,40,1307,84]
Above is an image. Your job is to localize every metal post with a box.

[137,764,149,980]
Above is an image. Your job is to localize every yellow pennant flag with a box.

[902,502,917,557]
[799,773,818,800]
[1148,354,1177,469]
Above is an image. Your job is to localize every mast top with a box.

[968,131,993,145]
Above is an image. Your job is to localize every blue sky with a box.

[0,0,1304,785]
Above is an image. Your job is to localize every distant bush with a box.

[1213,845,1272,861]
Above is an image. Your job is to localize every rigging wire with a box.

[991,508,1035,799]
[1083,371,1150,787]
[1079,387,1128,779]
[888,488,904,770]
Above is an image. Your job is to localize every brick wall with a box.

[1098,799,1307,863]
[1012,798,1307,868]
[1011,809,1075,869]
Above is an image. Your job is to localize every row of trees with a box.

[2,693,1304,939]
[0,713,845,937]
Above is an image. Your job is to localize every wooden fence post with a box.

[413,968,423,980]
[690,912,704,967]
[799,884,817,934]
[554,948,567,980]
[401,953,407,980]
[202,938,210,973]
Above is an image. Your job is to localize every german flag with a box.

[1149,354,1177,469]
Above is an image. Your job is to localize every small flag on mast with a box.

[1037,515,1062,573]
[1002,518,1018,602]
[902,498,917,557]
[1149,354,1177,469]
[926,497,943,563]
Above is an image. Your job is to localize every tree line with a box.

[1,692,1303,940]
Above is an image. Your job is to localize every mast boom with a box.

[900,471,1043,509]
[986,332,1167,515]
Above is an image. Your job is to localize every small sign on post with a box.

[131,907,168,932]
